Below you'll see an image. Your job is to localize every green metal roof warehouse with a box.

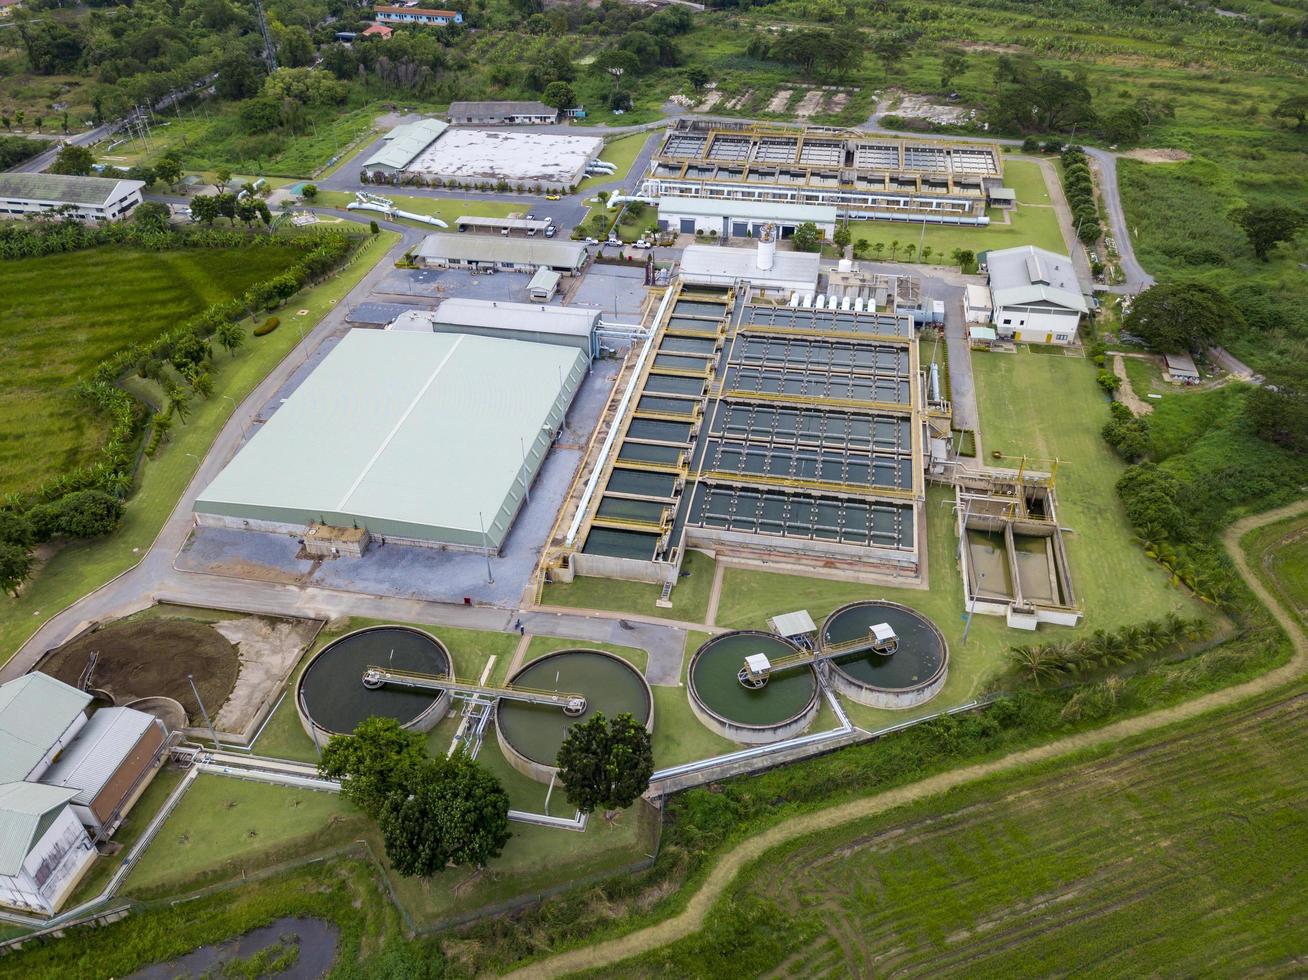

[195,330,587,551]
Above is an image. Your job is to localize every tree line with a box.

[1004,613,1211,689]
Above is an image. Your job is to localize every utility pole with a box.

[187,674,222,750]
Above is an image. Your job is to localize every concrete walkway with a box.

[511,499,1308,978]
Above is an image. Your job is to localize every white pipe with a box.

[346,201,448,228]
[565,284,676,546]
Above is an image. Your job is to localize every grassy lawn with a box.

[123,776,367,898]
[1243,512,1308,630]
[66,766,185,906]
[542,548,715,624]
[575,132,654,194]
[176,104,380,179]
[649,630,740,767]
[617,684,1308,976]
[314,190,519,226]
[846,160,1067,264]
[0,245,301,498]
[523,635,649,674]
[972,349,1207,627]
[0,231,399,664]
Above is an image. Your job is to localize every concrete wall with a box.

[824,660,948,710]
[687,680,820,745]
[571,551,679,585]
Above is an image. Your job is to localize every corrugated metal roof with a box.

[987,245,1087,314]
[196,330,587,549]
[0,674,91,783]
[40,707,159,805]
[448,101,555,117]
[0,782,79,876]
[0,173,144,207]
[769,610,816,637]
[363,118,449,171]
[658,197,837,224]
[416,234,587,270]
[434,298,594,337]
[679,244,820,290]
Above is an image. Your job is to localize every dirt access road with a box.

[512,498,1308,978]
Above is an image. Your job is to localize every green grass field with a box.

[542,548,716,624]
[609,683,1308,976]
[0,245,300,498]
[1244,513,1308,630]
[845,159,1068,263]
[0,231,398,663]
[314,190,519,227]
[123,776,366,897]
[575,132,653,194]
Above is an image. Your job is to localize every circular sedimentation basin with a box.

[497,649,653,783]
[297,625,451,737]
[821,601,948,707]
[688,631,819,744]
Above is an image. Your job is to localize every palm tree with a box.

[1008,644,1063,688]
[922,245,933,264]
[905,243,917,262]
[1162,611,1188,645]
[889,239,900,261]
[1140,619,1168,653]
[871,242,885,260]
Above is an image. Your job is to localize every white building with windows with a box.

[0,173,145,222]
[0,782,95,916]
[985,245,1087,345]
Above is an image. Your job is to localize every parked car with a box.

[525,213,536,221]
[545,194,561,201]
[632,240,652,249]
[544,226,557,237]
[605,237,623,247]
[584,237,600,245]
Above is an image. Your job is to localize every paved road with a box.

[1084,148,1153,293]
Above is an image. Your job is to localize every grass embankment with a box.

[0,231,400,663]
[575,132,654,194]
[0,245,301,498]
[596,677,1308,977]
[541,549,715,624]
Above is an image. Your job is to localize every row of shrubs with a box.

[1,230,360,591]
[1003,613,1211,689]
[0,220,274,260]
[1061,145,1103,246]
[358,170,576,197]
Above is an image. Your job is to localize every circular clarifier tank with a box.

[821,601,948,709]
[297,625,451,740]
[497,649,653,783]
[688,631,819,744]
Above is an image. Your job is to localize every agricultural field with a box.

[608,683,1308,977]
[0,245,301,498]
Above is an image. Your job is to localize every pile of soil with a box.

[41,619,240,723]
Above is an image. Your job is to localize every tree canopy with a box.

[556,711,654,814]
[50,144,95,176]
[790,221,822,253]
[318,716,427,815]
[1246,364,1308,453]
[376,755,511,877]
[1232,204,1305,261]
[1123,282,1243,354]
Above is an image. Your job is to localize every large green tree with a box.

[0,542,32,598]
[556,712,654,814]
[49,144,94,176]
[541,81,577,111]
[790,221,822,253]
[1232,204,1305,261]
[1123,282,1243,354]
[376,755,510,877]
[318,716,427,815]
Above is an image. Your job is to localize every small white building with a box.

[372,5,462,26]
[657,197,837,241]
[1164,352,1201,383]
[985,245,1087,345]
[678,237,821,299]
[527,267,561,301]
[447,101,558,126]
[0,782,95,916]
[964,283,993,323]
[0,173,145,222]
[415,234,588,275]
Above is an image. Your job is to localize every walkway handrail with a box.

[364,666,586,709]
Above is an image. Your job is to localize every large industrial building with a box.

[415,234,588,275]
[640,120,1004,226]
[195,330,587,553]
[678,237,820,298]
[657,197,837,241]
[984,245,1087,345]
[387,299,601,357]
[448,100,558,125]
[361,119,601,189]
[564,272,946,586]
[0,173,145,222]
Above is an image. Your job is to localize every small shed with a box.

[964,283,993,323]
[987,187,1017,208]
[1164,352,1200,383]
[528,267,561,302]
[768,610,817,642]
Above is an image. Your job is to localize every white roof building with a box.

[362,118,449,173]
[985,245,1087,346]
[0,674,91,784]
[0,173,145,222]
[678,243,820,296]
[415,234,588,274]
[658,197,838,239]
[0,781,94,916]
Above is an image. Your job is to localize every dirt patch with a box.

[766,89,793,114]
[1120,148,1192,164]
[882,89,972,125]
[694,91,722,113]
[210,616,322,733]
[1113,354,1155,415]
[793,89,825,118]
[960,41,1023,54]
[724,90,753,111]
[828,92,849,113]
[42,620,239,723]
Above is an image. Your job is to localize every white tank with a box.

[837,258,854,274]
[756,222,777,271]
[841,296,853,311]
[815,295,827,310]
